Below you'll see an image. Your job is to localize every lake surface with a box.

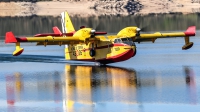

[1,34,200,112]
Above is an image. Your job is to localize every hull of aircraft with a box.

[65,43,136,64]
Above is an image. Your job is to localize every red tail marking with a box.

[184,26,196,36]
[34,33,74,37]
[53,26,62,34]
[5,32,17,43]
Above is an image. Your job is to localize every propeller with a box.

[90,29,96,37]
[90,29,107,38]
[95,23,100,31]
[89,23,107,38]
[134,15,149,36]
[79,23,107,38]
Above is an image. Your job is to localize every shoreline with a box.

[0,1,200,17]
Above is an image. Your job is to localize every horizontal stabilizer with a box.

[34,33,74,37]
[53,26,62,34]
[34,27,74,37]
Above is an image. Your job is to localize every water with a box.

[1,35,200,111]
[1,62,199,112]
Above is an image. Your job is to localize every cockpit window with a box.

[114,38,122,43]
[128,38,133,41]
[114,37,135,46]
[114,39,118,43]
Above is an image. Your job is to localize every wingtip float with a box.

[4,11,196,64]
[182,26,196,50]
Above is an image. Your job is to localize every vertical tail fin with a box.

[61,11,75,58]
[60,11,75,33]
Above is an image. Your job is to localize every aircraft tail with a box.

[60,11,75,33]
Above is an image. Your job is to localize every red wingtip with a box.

[5,32,17,43]
[53,26,62,34]
[184,26,196,36]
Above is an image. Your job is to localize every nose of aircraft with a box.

[132,45,137,57]
[124,44,136,57]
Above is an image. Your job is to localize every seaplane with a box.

[5,11,196,65]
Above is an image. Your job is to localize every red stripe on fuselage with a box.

[65,43,128,53]
[96,43,127,49]
[69,49,134,64]
[96,48,134,64]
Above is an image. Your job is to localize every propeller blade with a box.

[95,23,105,31]
[134,15,149,32]
[140,25,149,32]
[92,24,107,36]
[134,15,142,27]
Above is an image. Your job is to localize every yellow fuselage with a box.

[65,41,136,64]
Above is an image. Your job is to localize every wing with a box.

[5,32,82,56]
[5,27,106,56]
[117,26,196,50]
[138,26,195,50]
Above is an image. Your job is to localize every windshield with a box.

[114,38,135,46]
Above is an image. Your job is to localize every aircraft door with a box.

[89,43,96,57]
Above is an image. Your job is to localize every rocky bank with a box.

[0,0,200,17]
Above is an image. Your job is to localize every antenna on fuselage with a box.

[80,26,85,29]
